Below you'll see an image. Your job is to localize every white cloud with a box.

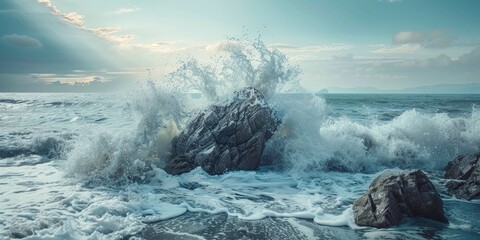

[392,30,457,48]
[394,54,452,68]
[91,27,121,36]
[105,34,136,45]
[268,43,353,61]
[91,27,135,44]
[131,41,178,52]
[2,34,42,48]
[332,53,354,61]
[63,12,84,26]
[393,31,424,44]
[38,0,60,14]
[270,43,352,52]
[373,43,422,54]
[31,73,99,84]
[109,7,140,15]
[37,1,135,45]
[38,0,84,26]
[129,41,210,54]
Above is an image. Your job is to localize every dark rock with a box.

[165,87,280,175]
[444,152,480,200]
[353,169,448,228]
[163,155,196,176]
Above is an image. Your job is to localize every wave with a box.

[0,134,70,162]
[0,98,28,104]
[268,102,480,173]
[66,38,480,183]
[66,38,302,182]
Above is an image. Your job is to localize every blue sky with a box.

[0,0,479,92]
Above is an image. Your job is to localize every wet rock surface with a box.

[353,169,448,228]
[165,87,280,175]
[444,152,480,200]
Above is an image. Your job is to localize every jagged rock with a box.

[353,169,448,228]
[165,87,280,175]
[444,152,480,200]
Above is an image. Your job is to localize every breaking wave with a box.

[270,103,480,174]
[66,38,303,182]
[66,38,480,183]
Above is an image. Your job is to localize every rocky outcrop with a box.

[164,87,280,175]
[444,152,480,200]
[353,169,448,228]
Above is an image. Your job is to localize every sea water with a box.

[1,39,480,239]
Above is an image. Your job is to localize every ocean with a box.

[1,92,480,240]
[1,40,480,239]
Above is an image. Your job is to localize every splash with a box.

[270,105,480,173]
[165,38,303,102]
[66,38,480,182]
[66,38,302,182]
[66,82,186,182]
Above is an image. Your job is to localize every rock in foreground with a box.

[444,152,480,200]
[353,169,448,228]
[164,87,280,175]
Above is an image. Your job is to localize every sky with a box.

[0,0,479,92]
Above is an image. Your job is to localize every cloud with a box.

[0,71,135,92]
[91,27,135,44]
[63,12,84,26]
[392,30,457,48]
[2,34,42,48]
[38,0,84,26]
[394,53,452,68]
[376,47,479,70]
[203,41,353,61]
[30,73,107,84]
[270,43,352,52]
[332,53,354,61]
[35,0,206,55]
[38,0,60,14]
[37,0,135,46]
[303,46,480,91]
[131,41,185,52]
[91,27,121,35]
[267,43,353,61]
[373,43,422,54]
[392,32,424,44]
[458,47,480,66]
[377,47,480,75]
[109,7,140,15]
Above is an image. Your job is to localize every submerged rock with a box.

[164,87,280,175]
[444,152,480,200]
[353,169,448,228]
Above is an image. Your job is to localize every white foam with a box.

[267,103,480,173]
[286,218,316,240]
[314,208,353,227]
